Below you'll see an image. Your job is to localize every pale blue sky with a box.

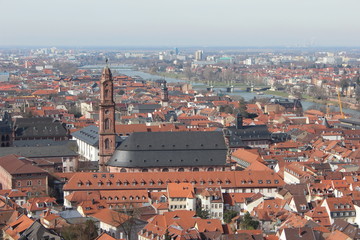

[1,0,359,47]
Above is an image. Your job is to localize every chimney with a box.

[236,113,243,129]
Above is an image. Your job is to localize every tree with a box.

[196,208,210,219]
[164,229,172,240]
[60,220,98,240]
[183,67,193,80]
[223,210,238,223]
[219,105,234,114]
[237,97,248,116]
[239,212,259,230]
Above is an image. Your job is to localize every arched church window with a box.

[104,89,109,98]
[105,139,110,149]
[105,118,110,130]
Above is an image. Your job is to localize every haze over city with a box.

[1,1,360,240]
[1,0,360,47]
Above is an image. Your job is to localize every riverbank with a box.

[264,90,341,106]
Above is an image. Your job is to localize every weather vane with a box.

[105,58,109,66]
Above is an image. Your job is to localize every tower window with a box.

[105,118,110,130]
[105,139,110,149]
[104,89,109,98]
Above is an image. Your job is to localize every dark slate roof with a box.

[13,140,74,147]
[133,104,161,111]
[339,117,360,126]
[224,125,272,148]
[14,117,67,138]
[0,145,78,158]
[72,125,99,146]
[19,220,62,240]
[107,131,227,168]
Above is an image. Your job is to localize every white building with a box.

[72,125,99,162]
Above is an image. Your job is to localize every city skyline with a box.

[1,0,360,47]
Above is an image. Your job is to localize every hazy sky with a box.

[1,0,360,47]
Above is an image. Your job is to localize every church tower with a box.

[99,66,116,172]
[160,80,169,107]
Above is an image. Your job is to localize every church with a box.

[98,66,229,172]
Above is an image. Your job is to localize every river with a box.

[83,66,360,117]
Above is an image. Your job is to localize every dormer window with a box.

[258,180,263,184]
[266,180,271,184]
[274,180,279,184]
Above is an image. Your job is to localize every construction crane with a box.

[337,88,345,119]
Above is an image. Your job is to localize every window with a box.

[27,181,32,186]
[17,181,21,187]
[258,180,263,184]
[38,180,41,185]
[105,139,110,149]
[104,118,110,130]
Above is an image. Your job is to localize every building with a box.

[63,171,284,200]
[197,187,224,221]
[0,72,10,82]
[91,208,147,240]
[224,113,272,149]
[13,117,68,141]
[106,131,228,173]
[0,112,12,147]
[0,155,49,197]
[195,50,203,61]
[167,183,196,212]
[321,197,356,224]
[72,125,100,162]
